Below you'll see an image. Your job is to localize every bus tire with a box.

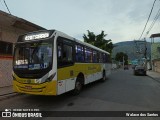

[101,70,106,82]
[72,78,83,95]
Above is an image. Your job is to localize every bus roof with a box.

[17,29,110,55]
[54,30,110,55]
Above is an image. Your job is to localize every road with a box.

[0,68,160,120]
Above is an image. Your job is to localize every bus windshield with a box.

[13,40,53,71]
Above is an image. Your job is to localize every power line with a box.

[0,0,7,12]
[3,0,11,14]
[138,0,157,40]
[145,7,160,37]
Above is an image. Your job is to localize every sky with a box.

[0,0,160,43]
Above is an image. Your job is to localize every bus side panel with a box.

[57,63,100,94]
[83,63,102,84]
[57,63,109,95]
[57,65,76,95]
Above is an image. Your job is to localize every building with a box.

[0,10,46,87]
[150,33,160,73]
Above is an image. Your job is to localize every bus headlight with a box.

[45,73,56,82]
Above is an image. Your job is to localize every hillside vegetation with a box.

[112,41,151,60]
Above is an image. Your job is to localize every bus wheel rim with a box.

[76,81,81,91]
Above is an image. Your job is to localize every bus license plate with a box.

[25,86,32,90]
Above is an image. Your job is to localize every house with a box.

[0,10,46,87]
[150,33,160,73]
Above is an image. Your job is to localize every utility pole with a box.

[134,40,147,65]
[123,56,124,68]
[144,38,147,59]
[144,38,147,70]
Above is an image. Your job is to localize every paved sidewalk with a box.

[147,70,160,83]
[0,86,17,100]
[0,86,14,95]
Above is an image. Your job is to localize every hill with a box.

[112,41,151,60]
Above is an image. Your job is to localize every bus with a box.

[13,30,111,95]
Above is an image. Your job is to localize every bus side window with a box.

[103,53,106,63]
[93,51,98,63]
[75,45,84,62]
[57,43,63,67]
[63,44,73,64]
[99,53,103,63]
[57,37,74,68]
[85,47,92,63]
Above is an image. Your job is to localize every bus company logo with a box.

[2,109,11,117]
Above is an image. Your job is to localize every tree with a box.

[115,52,128,65]
[83,30,113,53]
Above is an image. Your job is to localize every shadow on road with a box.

[21,79,109,110]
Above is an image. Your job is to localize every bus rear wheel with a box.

[72,79,83,95]
[101,71,106,82]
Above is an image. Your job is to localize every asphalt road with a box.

[0,68,160,120]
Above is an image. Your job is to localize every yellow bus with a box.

[13,30,111,95]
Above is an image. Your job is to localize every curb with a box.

[0,92,20,101]
[147,75,160,84]
[0,85,12,89]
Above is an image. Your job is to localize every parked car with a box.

[134,65,146,75]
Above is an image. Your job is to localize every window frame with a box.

[57,37,75,68]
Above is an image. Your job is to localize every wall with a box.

[0,59,12,87]
[153,60,160,73]
[0,11,45,87]
[151,43,160,61]
[0,28,25,87]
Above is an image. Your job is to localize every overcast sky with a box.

[0,0,160,43]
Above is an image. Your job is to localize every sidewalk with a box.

[147,70,160,83]
[0,85,17,100]
[0,86,14,95]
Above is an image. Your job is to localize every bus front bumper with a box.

[13,80,57,95]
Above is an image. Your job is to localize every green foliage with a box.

[83,30,113,53]
[115,52,128,65]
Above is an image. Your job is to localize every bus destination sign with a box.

[24,32,50,41]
